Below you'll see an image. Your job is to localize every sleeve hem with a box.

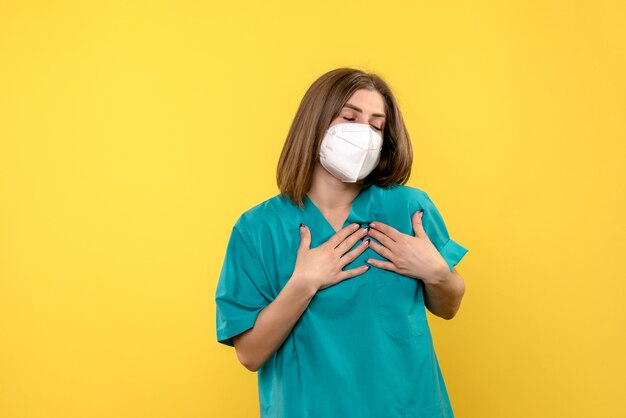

[439,238,468,271]
[216,307,264,347]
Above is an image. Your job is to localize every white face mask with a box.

[319,122,383,183]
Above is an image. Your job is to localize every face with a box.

[329,88,386,138]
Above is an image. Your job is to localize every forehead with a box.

[342,89,386,117]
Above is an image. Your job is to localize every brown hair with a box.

[276,67,413,208]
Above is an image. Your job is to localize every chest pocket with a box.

[374,267,427,340]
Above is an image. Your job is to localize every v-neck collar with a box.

[303,184,374,234]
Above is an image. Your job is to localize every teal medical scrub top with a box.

[215,184,468,418]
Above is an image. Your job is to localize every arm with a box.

[366,211,467,320]
[232,222,370,372]
[232,276,316,372]
[422,266,466,320]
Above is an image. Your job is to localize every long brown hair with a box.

[276,67,413,208]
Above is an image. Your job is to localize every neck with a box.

[307,162,362,211]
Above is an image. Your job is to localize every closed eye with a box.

[343,116,382,131]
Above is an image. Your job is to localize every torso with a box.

[229,184,457,418]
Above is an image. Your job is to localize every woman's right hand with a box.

[291,223,370,292]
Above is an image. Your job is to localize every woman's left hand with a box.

[366,210,450,285]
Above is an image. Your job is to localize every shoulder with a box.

[369,183,431,205]
[232,193,299,237]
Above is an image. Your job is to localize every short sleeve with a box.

[215,220,271,347]
[419,192,469,271]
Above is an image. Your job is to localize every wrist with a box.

[423,261,451,286]
[287,273,318,299]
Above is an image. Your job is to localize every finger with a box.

[298,223,311,251]
[336,264,370,282]
[338,238,370,268]
[366,227,395,249]
[335,226,368,255]
[365,257,398,273]
[368,221,402,242]
[411,210,427,238]
[327,223,361,249]
[367,239,396,262]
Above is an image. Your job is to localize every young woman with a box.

[215,67,468,418]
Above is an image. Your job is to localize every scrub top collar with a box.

[302,183,375,236]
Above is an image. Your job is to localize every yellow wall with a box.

[1,1,625,417]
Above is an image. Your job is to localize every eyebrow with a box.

[343,103,386,119]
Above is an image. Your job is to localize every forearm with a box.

[423,267,466,320]
[232,276,317,371]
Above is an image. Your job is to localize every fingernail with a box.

[369,222,376,228]
[365,265,371,270]
[364,238,370,245]
[299,223,305,229]
[419,210,423,215]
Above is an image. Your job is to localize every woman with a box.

[215,67,468,418]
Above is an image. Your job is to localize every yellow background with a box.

[1,1,625,417]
